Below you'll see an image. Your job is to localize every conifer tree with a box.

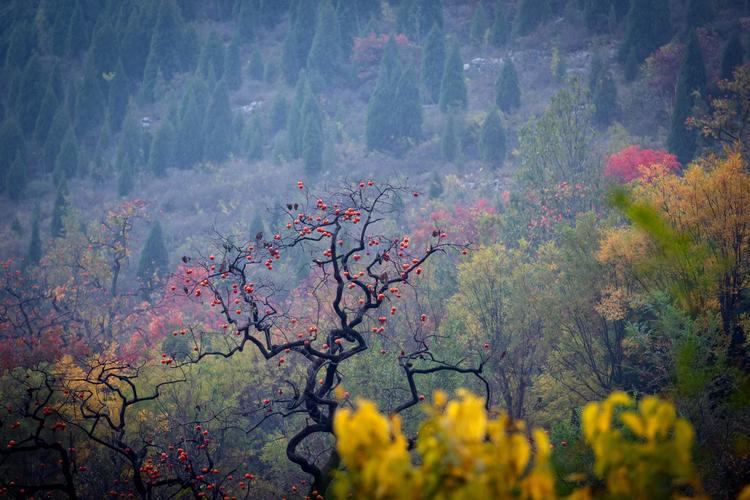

[17,55,48,135]
[149,0,183,79]
[429,172,444,198]
[583,0,610,34]
[395,67,423,145]
[43,107,71,171]
[203,81,233,163]
[88,19,119,75]
[588,52,605,92]
[225,38,243,90]
[479,108,506,168]
[495,60,521,113]
[175,94,204,168]
[308,0,344,86]
[33,85,59,145]
[302,89,324,174]
[248,47,265,81]
[269,93,289,133]
[442,114,458,162]
[117,167,134,196]
[0,119,25,181]
[288,71,309,159]
[721,32,744,80]
[198,31,226,81]
[336,0,358,58]
[667,32,706,164]
[6,157,27,202]
[55,131,79,178]
[514,0,547,37]
[180,25,201,74]
[249,212,265,240]
[25,217,42,266]
[490,1,510,48]
[74,73,105,136]
[620,0,671,63]
[149,122,174,177]
[120,6,153,81]
[366,39,402,151]
[66,5,90,56]
[593,70,618,126]
[469,1,489,46]
[4,22,35,69]
[237,0,257,41]
[418,0,443,37]
[624,47,639,81]
[686,0,714,29]
[422,25,446,104]
[281,0,318,84]
[138,221,169,285]
[246,114,265,160]
[439,40,467,113]
[396,0,418,38]
[50,181,68,238]
[107,60,130,133]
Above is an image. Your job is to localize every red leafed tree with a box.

[174,181,490,493]
[605,145,681,182]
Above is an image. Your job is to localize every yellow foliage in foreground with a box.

[333,391,713,500]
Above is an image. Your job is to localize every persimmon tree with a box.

[173,180,490,492]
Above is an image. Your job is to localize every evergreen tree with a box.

[180,25,201,74]
[197,31,225,80]
[269,93,289,133]
[469,1,489,46]
[336,0,358,58]
[246,114,265,160]
[308,0,344,86]
[429,172,444,198]
[301,89,324,174]
[624,47,639,81]
[686,0,714,29]
[588,52,605,92]
[25,217,42,266]
[17,55,48,135]
[225,38,243,90]
[514,0,547,37]
[66,5,90,56]
[43,106,71,171]
[55,131,79,178]
[583,0,610,34]
[593,70,618,126]
[0,119,25,184]
[6,156,27,201]
[203,81,233,163]
[620,0,671,63]
[421,25,446,104]
[395,67,423,145]
[479,108,506,168]
[74,73,105,136]
[4,22,35,69]
[117,113,145,171]
[107,69,131,136]
[248,47,264,80]
[237,0,257,41]
[249,212,265,240]
[175,93,204,168]
[138,221,169,285]
[264,60,279,83]
[439,40,467,113]
[288,71,309,159]
[117,166,134,196]
[33,85,59,144]
[50,181,68,238]
[366,39,402,151]
[396,0,418,38]
[281,0,318,84]
[87,19,119,75]
[667,32,706,164]
[418,0,443,37]
[149,0,183,79]
[721,32,744,80]
[490,1,510,48]
[149,122,174,177]
[120,6,153,81]
[442,114,458,162]
[495,59,521,113]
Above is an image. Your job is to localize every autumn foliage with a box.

[604,145,681,182]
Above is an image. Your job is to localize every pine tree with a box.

[66,5,90,56]
[418,0,443,37]
[281,0,318,84]
[396,0,418,38]
[246,114,265,160]
[0,119,25,184]
[301,89,324,174]
[175,93,204,168]
[55,131,79,178]
[336,0,358,58]
[264,60,278,83]
[33,85,59,144]
[237,0,257,41]
[197,31,226,80]
[588,52,605,92]
[180,25,201,74]
[43,106,71,171]
[88,19,119,75]
[495,59,521,113]
[308,0,344,86]
[120,6,153,81]
[149,122,174,177]
[107,60,131,133]
[469,1,489,46]
[50,181,68,238]
[721,32,744,80]
[620,0,671,63]
[248,47,264,80]
[667,32,706,164]
[203,81,233,163]
[583,0,610,34]
[149,0,183,79]
[225,38,243,90]
[138,221,169,285]
[686,0,714,29]
[288,71,309,159]
[593,70,618,126]
[74,73,105,136]
[17,55,48,135]
[117,166,134,196]
[439,40,467,113]
[6,156,27,201]
[366,39,402,151]
[269,93,289,133]
[442,114,458,162]
[489,1,510,48]
[624,47,639,81]
[429,172,444,198]
[25,217,42,266]
[395,67,423,146]
[5,22,35,68]
[514,0,547,37]
[422,25,446,104]
[480,108,506,168]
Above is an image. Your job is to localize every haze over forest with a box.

[1,0,750,498]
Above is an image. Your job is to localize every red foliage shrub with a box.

[605,145,681,182]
